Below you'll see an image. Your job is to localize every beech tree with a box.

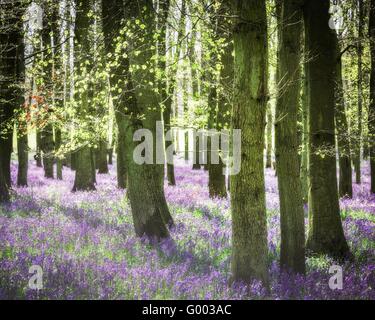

[304,0,350,258]
[72,0,96,191]
[275,0,305,274]
[231,0,269,285]
[370,0,375,193]
[103,0,173,239]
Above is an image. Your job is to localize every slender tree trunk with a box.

[275,0,305,274]
[0,157,9,202]
[55,128,63,180]
[40,5,55,180]
[41,124,54,179]
[354,0,364,184]
[159,0,176,185]
[333,35,353,198]
[266,103,273,168]
[300,63,309,203]
[116,130,127,189]
[192,131,201,170]
[97,140,109,174]
[16,19,27,187]
[161,0,186,185]
[17,129,28,187]
[304,0,350,258]
[208,6,233,199]
[36,130,43,167]
[231,0,269,286]
[369,0,375,193]
[72,0,95,191]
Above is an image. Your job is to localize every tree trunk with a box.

[36,130,43,167]
[116,129,127,189]
[304,0,350,258]
[369,0,375,194]
[266,103,273,168]
[231,0,269,286]
[41,124,54,179]
[102,0,173,238]
[354,0,364,184]
[192,131,201,170]
[55,128,63,180]
[275,0,305,274]
[208,5,233,199]
[40,5,55,180]
[97,140,109,174]
[72,0,96,191]
[16,18,27,188]
[0,157,9,203]
[160,0,184,186]
[333,35,353,198]
[17,128,28,187]
[300,62,309,203]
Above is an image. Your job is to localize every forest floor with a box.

[0,158,374,299]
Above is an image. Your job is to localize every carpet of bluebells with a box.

[0,158,374,300]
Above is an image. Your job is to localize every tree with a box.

[354,0,365,184]
[370,0,375,193]
[231,0,269,285]
[16,15,27,187]
[102,0,173,239]
[38,2,57,180]
[72,0,96,191]
[265,103,273,169]
[334,35,353,198]
[0,1,25,192]
[159,0,176,186]
[206,4,226,199]
[304,0,350,258]
[275,0,305,274]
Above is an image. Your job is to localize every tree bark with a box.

[304,0,350,258]
[266,103,273,168]
[97,140,109,174]
[55,128,63,180]
[116,131,127,189]
[275,0,305,274]
[39,5,56,180]
[0,1,24,189]
[72,0,96,191]
[17,128,28,187]
[230,0,269,286]
[333,35,353,198]
[300,62,309,203]
[369,0,375,193]
[35,130,43,167]
[354,0,364,184]
[102,0,173,238]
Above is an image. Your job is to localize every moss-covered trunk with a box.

[304,0,350,258]
[275,0,305,274]
[72,0,95,191]
[230,0,269,285]
[102,0,173,239]
[300,63,309,203]
[333,35,353,198]
[97,140,109,174]
[370,0,375,194]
